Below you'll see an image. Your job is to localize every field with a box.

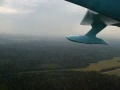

[71,57,120,76]
[104,69,120,76]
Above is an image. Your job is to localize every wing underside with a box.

[81,10,120,26]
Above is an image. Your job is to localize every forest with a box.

[0,36,120,90]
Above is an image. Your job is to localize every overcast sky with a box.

[0,0,120,39]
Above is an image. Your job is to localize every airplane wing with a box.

[65,0,120,22]
[65,0,120,45]
[81,10,120,26]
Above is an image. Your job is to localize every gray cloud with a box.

[0,0,87,14]
[0,0,118,38]
[0,0,87,36]
[0,0,3,5]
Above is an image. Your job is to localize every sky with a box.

[0,0,120,39]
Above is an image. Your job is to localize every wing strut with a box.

[86,15,106,37]
[67,15,109,45]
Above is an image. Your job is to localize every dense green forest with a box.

[0,37,120,73]
[1,71,120,90]
[0,36,120,90]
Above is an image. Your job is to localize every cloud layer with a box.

[0,0,48,14]
[0,0,87,14]
[0,0,119,38]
